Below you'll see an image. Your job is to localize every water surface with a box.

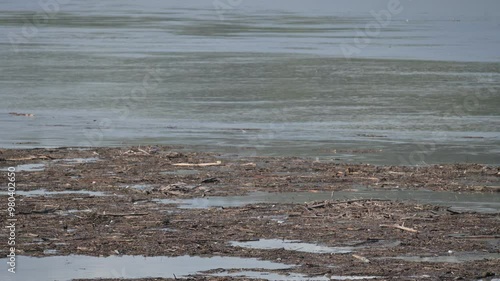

[0,0,499,165]
[0,254,289,281]
[155,189,500,213]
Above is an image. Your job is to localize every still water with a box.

[1,0,499,165]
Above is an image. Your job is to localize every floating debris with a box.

[9,112,34,117]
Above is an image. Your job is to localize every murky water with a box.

[121,184,154,191]
[161,169,200,176]
[0,0,499,165]
[55,157,100,164]
[381,252,500,263]
[231,239,355,254]
[154,188,500,213]
[0,189,108,197]
[0,158,99,173]
[0,254,290,281]
[0,163,46,172]
[230,239,400,254]
[212,271,378,281]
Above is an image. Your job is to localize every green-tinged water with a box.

[1,0,499,165]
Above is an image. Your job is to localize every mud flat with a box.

[0,146,499,280]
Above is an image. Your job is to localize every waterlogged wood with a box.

[352,254,370,263]
[172,160,222,167]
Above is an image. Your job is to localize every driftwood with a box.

[352,254,370,263]
[172,161,222,167]
[380,223,419,233]
[99,212,149,217]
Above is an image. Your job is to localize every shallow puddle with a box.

[382,252,500,263]
[263,215,289,224]
[42,249,58,255]
[231,239,354,254]
[155,189,500,213]
[211,271,378,280]
[160,169,200,176]
[0,189,107,197]
[0,255,290,281]
[121,184,154,191]
[0,163,46,172]
[230,238,400,255]
[56,157,100,164]
[57,209,94,216]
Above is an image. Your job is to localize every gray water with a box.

[0,163,45,172]
[1,0,499,165]
[381,252,500,263]
[0,254,290,281]
[0,189,108,197]
[231,239,356,254]
[154,189,500,213]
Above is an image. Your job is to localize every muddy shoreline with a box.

[0,146,499,280]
